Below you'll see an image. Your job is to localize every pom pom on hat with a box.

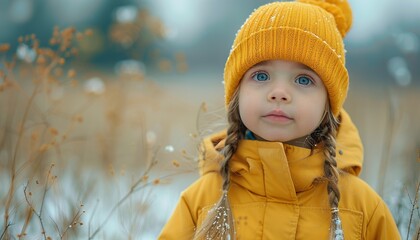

[298,0,352,37]
[223,0,353,116]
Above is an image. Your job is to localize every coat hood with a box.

[199,109,363,177]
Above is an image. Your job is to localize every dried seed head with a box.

[39,144,50,152]
[73,115,83,123]
[37,55,47,65]
[85,29,93,36]
[31,132,39,141]
[67,69,76,78]
[172,160,180,167]
[0,44,10,52]
[190,133,198,139]
[200,102,208,112]
[49,127,59,136]
[49,38,57,45]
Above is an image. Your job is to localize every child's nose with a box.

[267,86,291,103]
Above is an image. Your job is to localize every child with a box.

[159,0,400,239]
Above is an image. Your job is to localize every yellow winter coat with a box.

[159,110,400,239]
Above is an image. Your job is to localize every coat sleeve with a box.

[158,193,196,240]
[366,200,401,240]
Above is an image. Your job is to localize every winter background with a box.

[0,0,419,239]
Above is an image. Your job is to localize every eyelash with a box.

[295,75,315,86]
[251,71,270,81]
[250,71,316,85]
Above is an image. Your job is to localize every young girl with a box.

[159,0,400,239]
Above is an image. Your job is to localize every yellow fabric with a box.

[224,0,352,116]
[158,110,401,239]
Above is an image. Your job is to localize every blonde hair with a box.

[194,90,244,240]
[194,89,344,240]
[316,107,345,240]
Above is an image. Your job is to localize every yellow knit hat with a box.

[224,0,352,116]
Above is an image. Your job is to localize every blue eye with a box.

[295,76,313,85]
[252,72,269,81]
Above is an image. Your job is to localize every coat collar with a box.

[199,109,363,199]
[229,140,325,201]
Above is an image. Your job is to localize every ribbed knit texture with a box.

[224,0,352,116]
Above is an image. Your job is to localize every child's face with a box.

[238,60,327,142]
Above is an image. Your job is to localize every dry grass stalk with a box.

[1,27,88,239]
[406,182,420,240]
[1,15,194,237]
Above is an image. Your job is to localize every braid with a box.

[220,91,245,190]
[319,110,344,240]
[194,90,244,240]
